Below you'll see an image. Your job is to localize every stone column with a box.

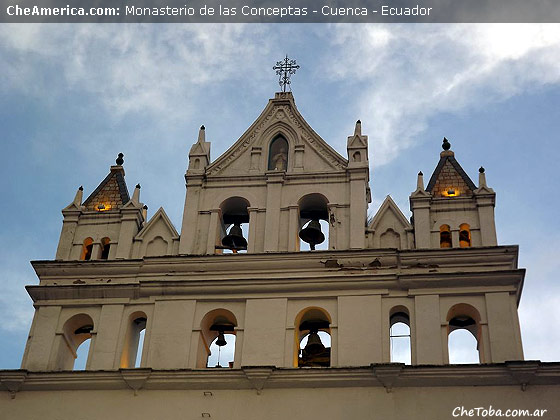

[264,172,284,252]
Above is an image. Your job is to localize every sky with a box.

[1,23,560,369]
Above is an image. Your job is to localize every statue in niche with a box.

[268,136,289,171]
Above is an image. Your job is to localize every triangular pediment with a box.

[426,154,477,198]
[348,134,367,148]
[206,92,348,176]
[82,168,130,211]
[190,141,210,156]
[136,207,179,240]
[368,196,412,231]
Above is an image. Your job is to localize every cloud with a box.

[0,24,272,120]
[325,24,560,165]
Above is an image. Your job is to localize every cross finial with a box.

[273,55,300,92]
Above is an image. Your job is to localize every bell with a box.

[216,331,227,347]
[304,330,325,355]
[222,223,247,250]
[299,220,325,250]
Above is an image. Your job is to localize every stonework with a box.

[1,91,559,419]
[430,158,474,198]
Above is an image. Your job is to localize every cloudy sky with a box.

[1,23,559,369]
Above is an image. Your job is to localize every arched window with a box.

[197,309,238,368]
[447,304,482,364]
[298,193,329,251]
[219,197,250,254]
[120,312,147,368]
[295,307,332,367]
[57,313,94,370]
[100,237,111,259]
[81,237,93,260]
[459,224,471,248]
[268,135,289,171]
[389,308,411,365]
[440,225,452,248]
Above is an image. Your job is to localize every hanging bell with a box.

[299,220,325,250]
[222,223,247,250]
[216,331,227,347]
[304,330,325,355]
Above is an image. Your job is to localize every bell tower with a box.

[410,137,497,249]
[10,64,556,420]
[178,91,371,255]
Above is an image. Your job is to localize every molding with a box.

[2,362,559,394]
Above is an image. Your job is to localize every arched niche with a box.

[268,135,289,171]
[380,228,400,249]
[146,236,168,257]
[294,307,332,367]
[197,309,238,368]
[298,193,329,251]
[219,197,251,253]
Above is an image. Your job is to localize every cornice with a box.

[1,362,559,396]
[27,247,524,302]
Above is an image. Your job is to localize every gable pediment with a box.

[368,196,412,232]
[136,207,179,240]
[206,93,347,177]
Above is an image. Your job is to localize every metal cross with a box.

[273,55,300,92]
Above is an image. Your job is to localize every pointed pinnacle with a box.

[354,120,362,136]
[198,125,206,143]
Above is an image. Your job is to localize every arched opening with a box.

[100,237,111,259]
[440,225,452,248]
[207,334,236,368]
[268,135,289,171]
[298,194,329,251]
[447,303,482,364]
[459,223,471,248]
[80,237,93,260]
[74,337,91,370]
[219,197,250,254]
[120,312,148,368]
[295,307,332,367]
[389,307,411,365]
[352,151,361,162]
[197,309,238,368]
[57,313,94,370]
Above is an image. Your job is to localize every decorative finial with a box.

[354,120,362,136]
[417,171,425,191]
[79,186,83,191]
[136,184,141,189]
[116,153,124,165]
[479,166,485,173]
[442,137,451,151]
[198,125,206,143]
[273,55,300,92]
[143,205,148,210]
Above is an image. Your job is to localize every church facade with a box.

[1,91,559,419]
